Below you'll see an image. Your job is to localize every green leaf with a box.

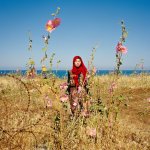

[57,60,61,63]
[51,13,55,16]
[118,95,124,101]
[42,47,47,51]
[123,31,128,38]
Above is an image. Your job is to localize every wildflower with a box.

[77,86,82,93]
[111,82,117,88]
[45,95,52,108]
[109,82,117,94]
[81,110,90,117]
[60,94,69,102]
[60,82,68,90]
[73,102,77,106]
[116,42,127,54]
[147,97,150,103]
[86,126,96,138]
[52,18,61,28]
[45,18,61,32]
[45,20,55,32]
[47,99,52,108]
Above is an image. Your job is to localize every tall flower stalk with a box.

[41,7,61,77]
[40,7,61,79]
[26,31,36,78]
[115,20,128,75]
[49,52,55,74]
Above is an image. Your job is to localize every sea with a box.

[0,70,150,78]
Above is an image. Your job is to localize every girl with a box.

[67,56,89,115]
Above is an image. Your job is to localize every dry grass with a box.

[0,74,150,150]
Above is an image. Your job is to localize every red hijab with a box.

[71,56,87,86]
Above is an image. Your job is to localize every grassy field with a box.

[0,74,150,150]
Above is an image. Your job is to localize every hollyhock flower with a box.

[81,110,90,117]
[45,18,61,32]
[147,97,150,103]
[86,126,96,138]
[111,82,117,88]
[120,45,127,54]
[78,86,82,93]
[60,82,68,90]
[116,42,127,54]
[73,102,77,106]
[46,20,55,32]
[60,95,69,103]
[47,99,52,107]
[52,18,61,28]
[45,95,52,108]
[116,42,122,52]
[109,82,117,94]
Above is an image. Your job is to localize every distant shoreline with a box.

[0,70,150,78]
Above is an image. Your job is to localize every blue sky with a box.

[0,0,150,70]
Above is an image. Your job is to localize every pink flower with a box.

[60,82,68,90]
[73,102,77,106]
[72,97,78,107]
[60,95,69,102]
[109,82,117,94]
[78,86,82,93]
[47,100,52,107]
[147,98,150,103]
[86,126,96,138]
[45,18,61,32]
[116,42,127,54]
[52,18,61,28]
[45,95,52,108]
[111,82,117,88]
[81,110,90,117]
[45,20,55,32]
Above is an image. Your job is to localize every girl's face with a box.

[74,58,81,67]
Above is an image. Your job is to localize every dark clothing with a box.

[67,70,89,115]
